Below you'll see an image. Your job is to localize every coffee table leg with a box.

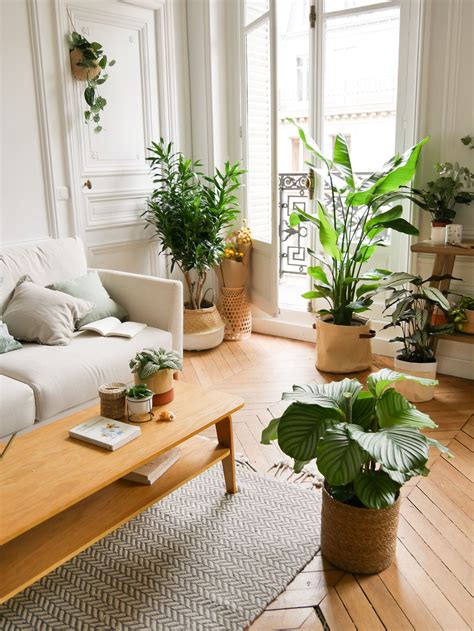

[215,415,238,494]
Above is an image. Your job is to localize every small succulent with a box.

[129,348,182,380]
[127,384,153,400]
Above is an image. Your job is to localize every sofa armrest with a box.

[92,269,183,355]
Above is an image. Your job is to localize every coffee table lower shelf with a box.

[0,436,230,604]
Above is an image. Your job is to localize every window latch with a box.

[309,4,316,29]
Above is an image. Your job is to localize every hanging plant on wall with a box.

[68,31,115,133]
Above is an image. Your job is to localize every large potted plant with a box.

[289,123,429,372]
[143,140,244,351]
[261,369,450,574]
[404,144,474,244]
[129,347,182,406]
[380,272,454,402]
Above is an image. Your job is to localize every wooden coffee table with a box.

[0,381,244,603]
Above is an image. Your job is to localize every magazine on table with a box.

[69,416,141,450]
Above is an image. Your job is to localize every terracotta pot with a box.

[463,309,474,334]
[183,302,225,351]
[70,48,101,81]
[431,309,447,326]
[134,369,174,406]
[321,485,400,574]
[220,259,248,288]
[394,357,437,402]
[315,316,375,373]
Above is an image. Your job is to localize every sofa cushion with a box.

[49,271,128,327]
[2,282,94,346]
[1,237,87,314]
[0,327,172,421]
[0,375,36,437]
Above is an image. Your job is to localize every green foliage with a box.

[129,347,182,380]
[68,31,115,133]
[447,293,474,332]
[261,370,450,509]
[381,273,456,362]
[288,120,428,325]
[142,139,244,308]
[404,138,474,223]
[126,384,153,399]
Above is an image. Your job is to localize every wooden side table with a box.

[411,240,474,347]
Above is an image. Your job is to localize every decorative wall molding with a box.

[27,0,59,239]
[84,189,150,229]
[88,238,158,276]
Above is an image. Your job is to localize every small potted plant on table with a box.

[129,348,182,406]
[289,123,428,373]
[126,385,154,423]
[404,143,474,245]
[143,140,245,351]
[447,294,474,334]
[261,369,450,574]
[380,272,454,402]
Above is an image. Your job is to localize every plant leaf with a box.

[261,417,280,445]
[376,388,437,429]
[353,470,400,509]
[348,424,429,472]
[277,402,344,462]
[307,265,330,286]
[333,133,355,188]
[318,202,341,261]
[283,378,362,408]
[422,287,450,311]
[367,368,437,397]
[351,391,376,429]
[316,424,368,486]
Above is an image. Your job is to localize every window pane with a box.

[244,0,269,25]
[322,7,400,171]
[324,0,390,13]
[246,21,272,242]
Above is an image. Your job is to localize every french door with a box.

[241,0,422,321]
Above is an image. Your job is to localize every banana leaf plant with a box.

[380,273,456,362]
[288,121,429,325]
[261,370,451,509]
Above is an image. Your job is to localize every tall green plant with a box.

[289,122,429,325]
[143,140,244,309]
[261,370,450,509]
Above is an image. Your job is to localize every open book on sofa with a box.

[80,317,146,339]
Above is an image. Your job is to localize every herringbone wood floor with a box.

[182,333,473,631]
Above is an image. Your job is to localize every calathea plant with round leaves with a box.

[261,369,450,509]
[68,31,116,133]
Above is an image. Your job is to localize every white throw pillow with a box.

[2,282,94,346]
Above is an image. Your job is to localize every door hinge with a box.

[309,4,316,29]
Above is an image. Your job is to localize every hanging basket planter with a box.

[69,48,101,81]
[315,316,375,373]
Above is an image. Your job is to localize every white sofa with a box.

[0,238,183,437]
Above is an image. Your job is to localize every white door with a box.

[57,0,171,276]
[241,0,279,316]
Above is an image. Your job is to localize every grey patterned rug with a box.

[0,464,321,631]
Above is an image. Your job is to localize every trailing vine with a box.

[68,31,115,133]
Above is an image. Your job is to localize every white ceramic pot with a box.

[445,223,462,245]
[430,224,447,246]
[126,395,153,420]
[393,357,437,403]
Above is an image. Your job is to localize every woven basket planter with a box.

[321,485,400,574]
[183,302,224,351]
[220,287,252,341]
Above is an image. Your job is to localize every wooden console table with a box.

[0,382,244,603]
[411,240,474,346]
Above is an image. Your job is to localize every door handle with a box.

[305,171,314,200]
[83,179,92,190]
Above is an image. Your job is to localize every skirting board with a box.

[252,313,474,380]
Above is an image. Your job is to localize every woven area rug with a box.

[0,464,321,631]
